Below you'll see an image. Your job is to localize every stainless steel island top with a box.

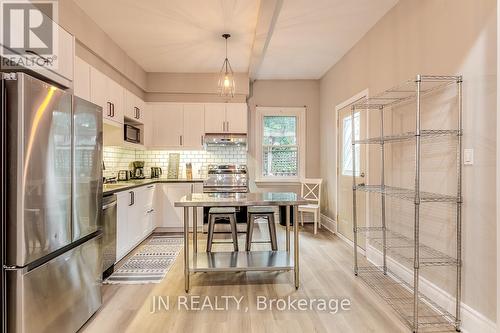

[174,192,308,207]
[174,192,306,292]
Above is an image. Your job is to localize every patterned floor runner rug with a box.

[104,235,183,285]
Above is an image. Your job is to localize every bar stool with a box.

[246,206,277,251]
[206,207,239,252]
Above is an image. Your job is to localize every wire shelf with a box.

[356,185,459,203]
[352,75,461,110]
[367,230,458,267]
[357,265,457,332]
[356,226,385,232]
[352,74,462,332]
[354,129,460,145]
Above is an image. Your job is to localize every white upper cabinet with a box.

[150,103,183,148]
[90,67,107,115]
[182,104,205,149]
[90,66,124,126]
[144,103,154,147]
[124,89,145,123]
[149,103,204,149]
[74,57,90,101]
[204,103,226,133]
[204,103,247,134]
[108,79,124,123]
[225,103,248,133]
[56,25,75,83]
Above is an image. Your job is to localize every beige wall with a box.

[247,80,320,193]
[145,72,249,103]
[58,0,147,97]
[319,0,496,321]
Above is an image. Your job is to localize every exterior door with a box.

[337,104,367,248]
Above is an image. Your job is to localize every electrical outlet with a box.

[464,149,474,165]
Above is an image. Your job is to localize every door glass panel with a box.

[342,112,360,176]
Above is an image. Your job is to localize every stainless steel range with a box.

[202,164,248,231]
[203,164,248,193]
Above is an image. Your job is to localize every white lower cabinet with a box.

[156,183,203,230]
[115,182,201,262]
[157,183,193,229]
[115,185,156,263]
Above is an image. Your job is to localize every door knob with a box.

[360,172,365,178]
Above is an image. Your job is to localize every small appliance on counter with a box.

[132,161,145,179]
[151,167,162,178]
[117,170,130,181]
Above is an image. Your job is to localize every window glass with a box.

[262,116,298,177]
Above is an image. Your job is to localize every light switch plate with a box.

[464,149,474,165]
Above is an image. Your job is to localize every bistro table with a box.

[174,192,308,292]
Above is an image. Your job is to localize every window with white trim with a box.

[255,107,306,182]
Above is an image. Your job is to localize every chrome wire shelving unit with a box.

[351,75,463,332]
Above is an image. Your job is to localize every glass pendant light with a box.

[218,33,235,97]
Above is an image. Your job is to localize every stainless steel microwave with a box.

[124,124,141,143]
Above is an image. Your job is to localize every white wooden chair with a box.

[298,178,323,234]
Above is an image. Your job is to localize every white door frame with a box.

[496,0,500,329]
[335,89,369,249]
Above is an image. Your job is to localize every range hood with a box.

[204,133,247,146]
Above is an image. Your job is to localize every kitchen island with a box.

[175,192,308,292]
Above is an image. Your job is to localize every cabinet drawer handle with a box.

[107,102,112,116]
[201,135,204,146]
[129,191,134,206]
[147,185,154,189]
[226,121,229,132]
[180,135,183,146]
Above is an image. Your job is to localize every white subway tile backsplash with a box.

[103,145,247,179]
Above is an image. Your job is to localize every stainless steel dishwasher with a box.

[102,194,117,279]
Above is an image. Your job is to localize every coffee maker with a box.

[151,167,162,178]
[132,161,145,179]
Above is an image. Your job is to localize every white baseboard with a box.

[365,244,496,333]
[320,214,337,234]
[335,230,366,256]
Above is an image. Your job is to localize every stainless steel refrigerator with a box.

[1,73,103,333]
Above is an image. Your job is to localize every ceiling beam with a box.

[248,0,283,80]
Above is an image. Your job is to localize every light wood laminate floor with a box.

[81,224,407,333]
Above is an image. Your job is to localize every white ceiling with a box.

[74,0,260,73]
[257,0,399,79]
[74,0,398,78]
